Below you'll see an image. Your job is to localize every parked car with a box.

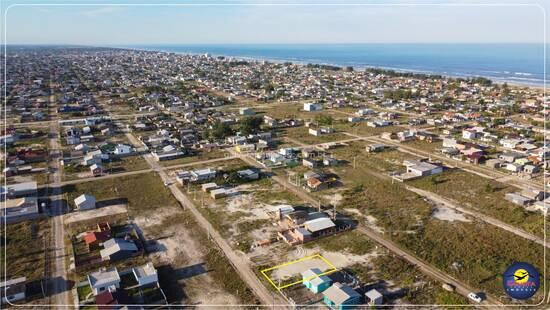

[468,292,482,303]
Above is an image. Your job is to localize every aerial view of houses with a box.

[1,38,548,309]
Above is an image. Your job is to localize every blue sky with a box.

[2,0,549,45]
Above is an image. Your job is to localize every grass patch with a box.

[77,284,92,301]
[0,219,51,281]
[350,254,468,305]
[159,149,227,167]
[204,248,259,304]
[408,169,544,235]
[63,172,178,216]
[304,230,374,255]
[104,156,150,172]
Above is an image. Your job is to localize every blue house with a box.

[302,268,332,293]
[323,282,362,310]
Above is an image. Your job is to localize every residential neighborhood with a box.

[1,46,548,308]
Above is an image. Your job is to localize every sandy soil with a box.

[271,246,380,281]
[431,207,471,222]
[64,204,127,224]
[133,206,240,305]
[322,192,343,206]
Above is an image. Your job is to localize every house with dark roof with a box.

[100,238,139,262]
[95,288,130,310]
[1,277,26,304]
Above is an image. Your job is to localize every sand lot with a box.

[64,204,127,225]
[431,206,471,222]
[133,206,239,305]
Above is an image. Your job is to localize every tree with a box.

[239,116,263,135]
[209,121,234,140]
[314,114,333,126]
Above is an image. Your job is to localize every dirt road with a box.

[230,149,501,306]
[127,132,287,307]
[47,81,71,306]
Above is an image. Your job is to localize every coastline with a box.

[106,44,547,89]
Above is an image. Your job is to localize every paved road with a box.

[127,133,286,307]
[229,149,500,306]
[46,82,70,306]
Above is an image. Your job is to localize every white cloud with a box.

[82,6,122,17]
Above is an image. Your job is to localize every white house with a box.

[132,263,159,287]
[74,194,96,210]
[114,144,133,155]
[404,160,443,177]
[87,267,121,296]
[190,168,217,182]
[500,138,523,149]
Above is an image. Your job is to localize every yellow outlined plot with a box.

[261,254,338,290]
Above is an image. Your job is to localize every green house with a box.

[302,268,332,294]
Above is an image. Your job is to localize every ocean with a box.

[116,44,548,86]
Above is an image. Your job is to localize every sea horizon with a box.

[7,43,548,87]
[108,43,548,87]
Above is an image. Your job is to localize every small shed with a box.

[210,188,228,199]
[365,288,384,305]
[90,163,103,177]
[505,193,531,206]
[201,183,219,192]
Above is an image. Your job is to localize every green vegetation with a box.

[349,254,468,305]
[77,284,92,301]
[314,114,334,126]
[384,89,418,100]
[239,116,263,135]
[408,169,544,235]
[339,176,544,298]
[104,156,150,172]
[205,248,258,304]
[305,230,374,255]
[63,172,178,216]
[208,120,234,140]
[324,154,545,298]
[0,219,50,281]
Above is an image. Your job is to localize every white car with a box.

[468,292,482,303]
